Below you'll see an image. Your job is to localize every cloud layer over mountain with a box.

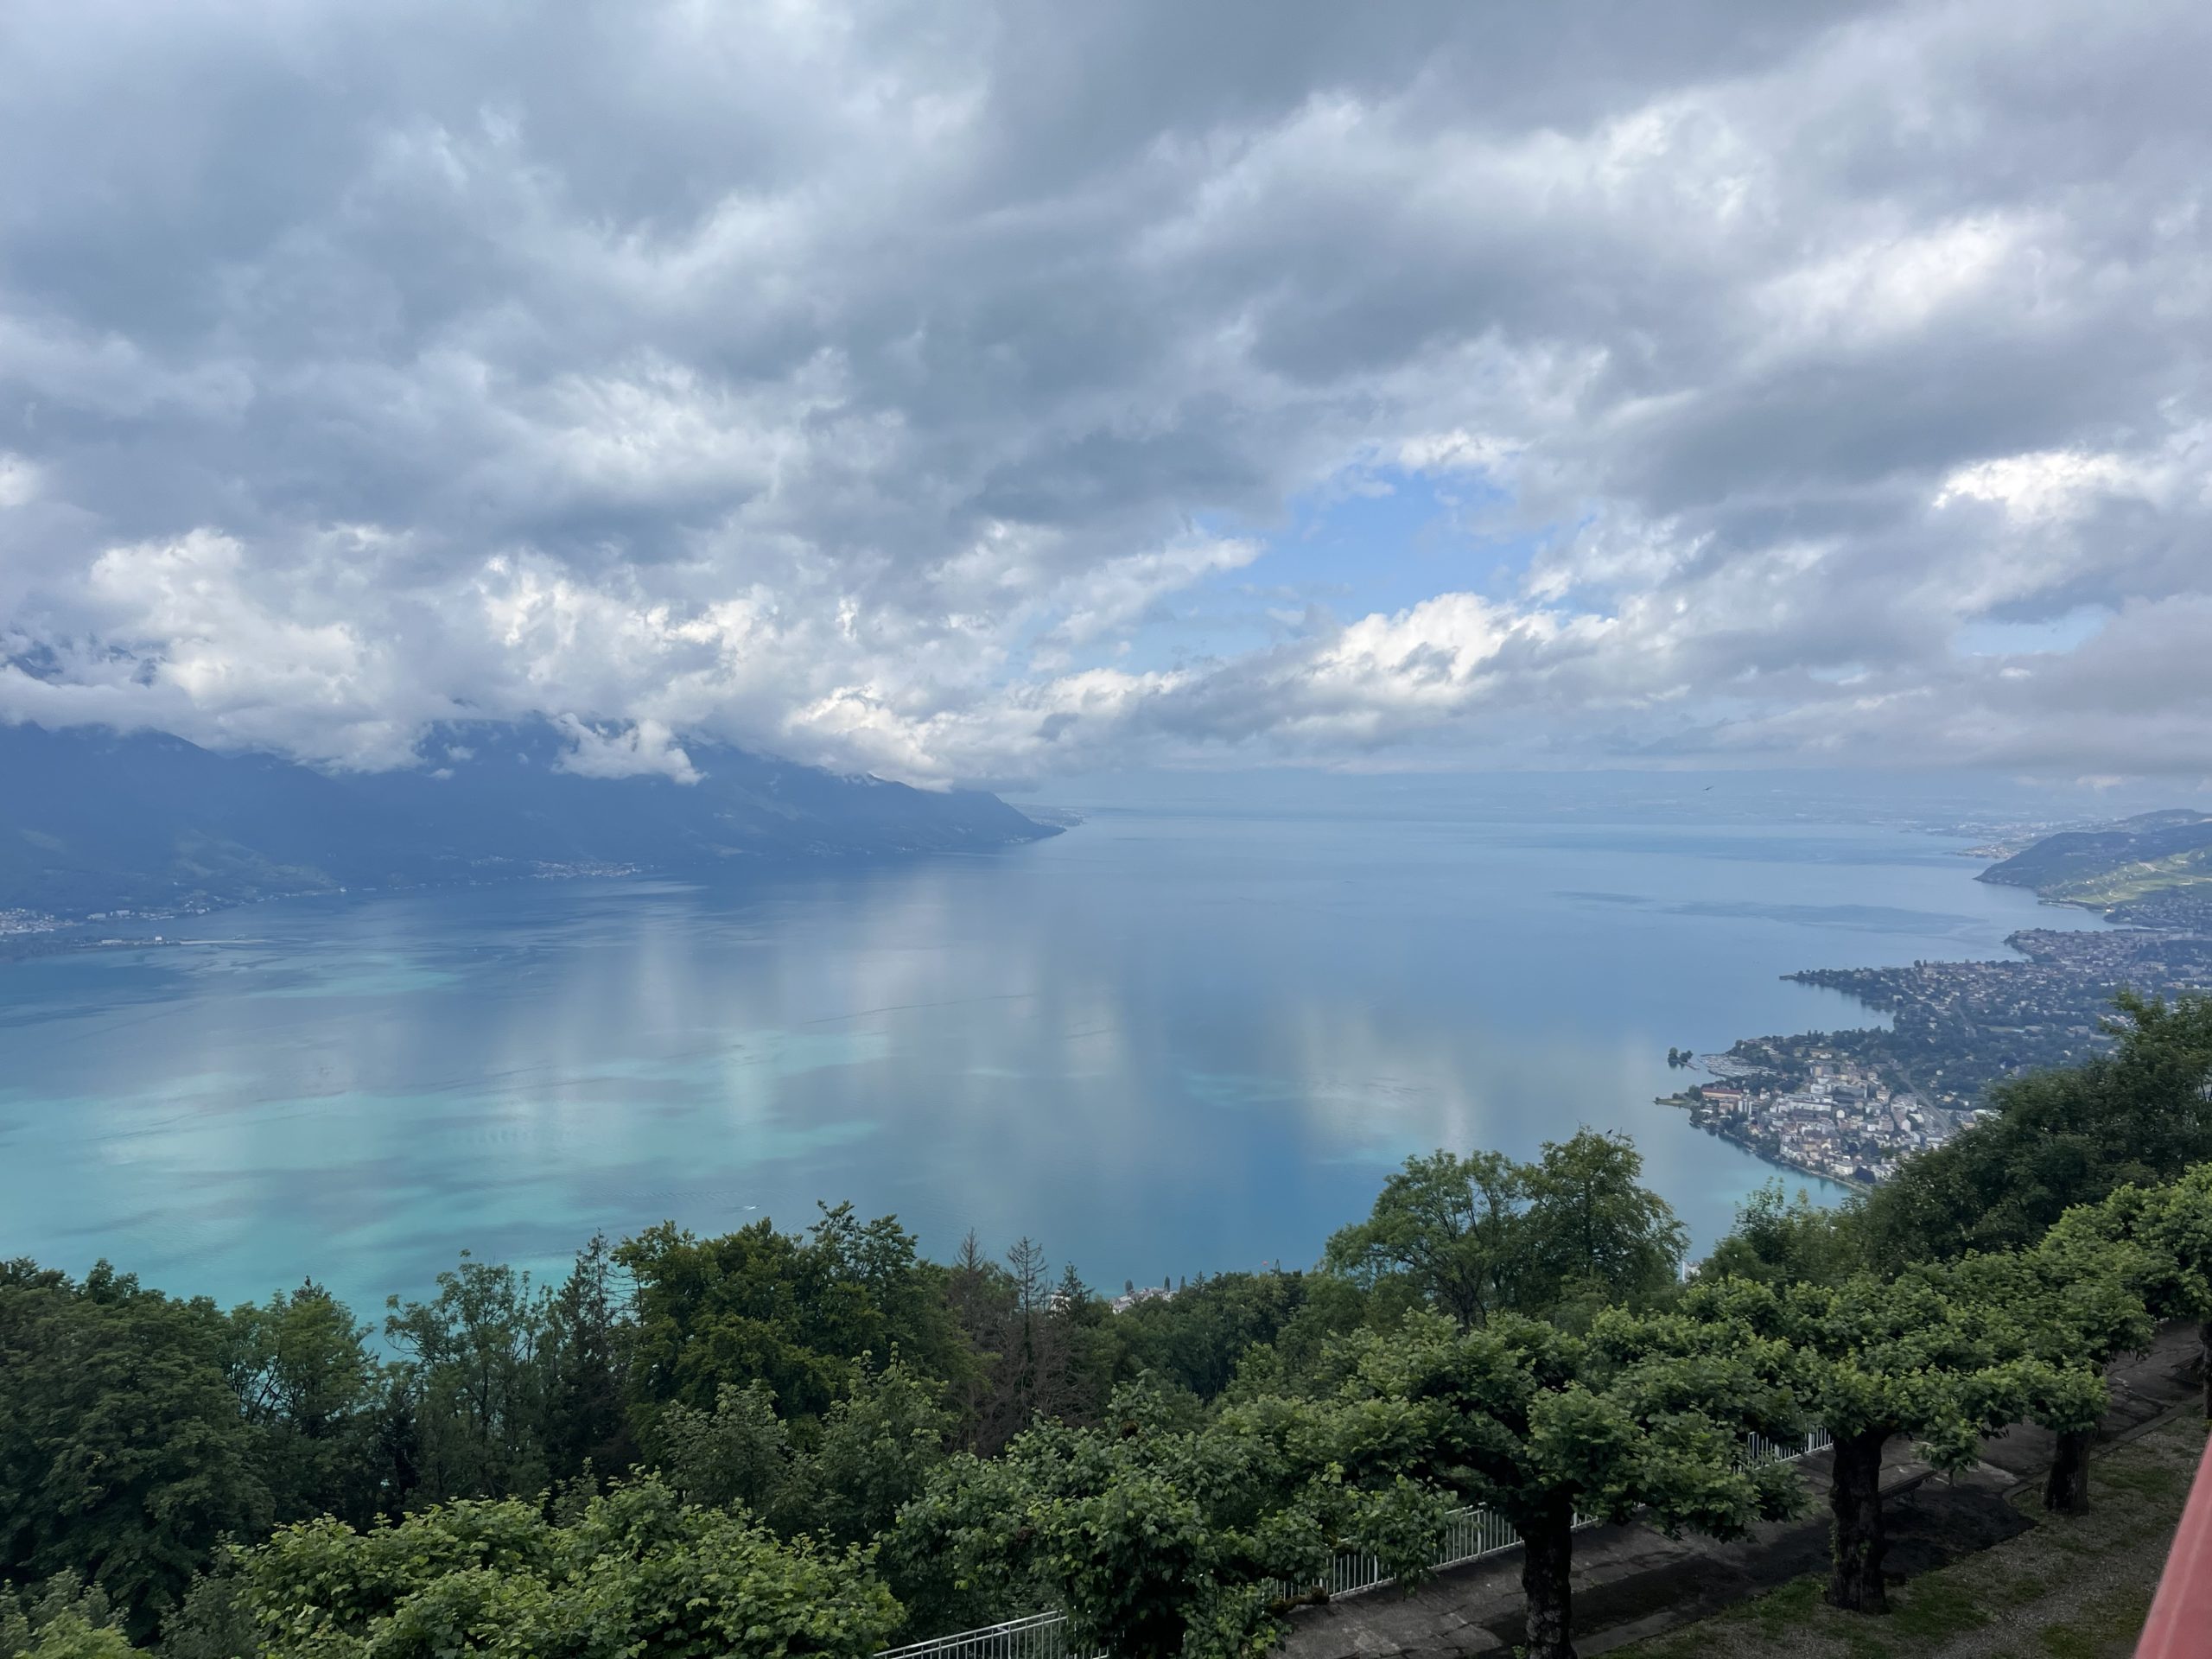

[2,0,2207,785]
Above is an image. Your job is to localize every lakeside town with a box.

[1669,918,2212,1187]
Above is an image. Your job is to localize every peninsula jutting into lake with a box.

[1669,810,2212,1186]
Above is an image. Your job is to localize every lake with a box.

[0,784,2101,1317]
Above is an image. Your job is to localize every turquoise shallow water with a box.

[0,800,2099,1314]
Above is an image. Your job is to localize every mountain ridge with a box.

[0,718,1055,919]
[1977,808,2212,923]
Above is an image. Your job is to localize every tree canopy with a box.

[1681,1270,2100,1611]
[1855,991,2212,1269]
[1325,1306,1803,1659]
[0,1263,270,1641]
[231,1478,899,1659]
[1323,1131,1688,1329]
[5,1016,2205,1659]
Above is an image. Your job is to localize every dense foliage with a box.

[5,999,2210,1659]
[1854,991,2212,1268]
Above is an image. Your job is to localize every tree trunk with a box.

[2200,1320,2211,1420]
[1826,1428,1890,1613]
[2044,1427,2092,1513]
[1520,1501,1578,1659]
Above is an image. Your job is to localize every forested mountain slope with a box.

[0,719,1052,917]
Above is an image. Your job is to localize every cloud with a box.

[0,0,2208,785]
[551,715,701,785]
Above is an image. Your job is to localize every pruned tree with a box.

[1929,1227,2157,1511]
[1328,1306,1804,1659]
[889,1376,1452,1659]
[2043,1163,2212,1418]
[1684,1272,2094,1613]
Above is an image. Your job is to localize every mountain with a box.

[1979,809,2212,920]
[0,719,1054,918]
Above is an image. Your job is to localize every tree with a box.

[1520,1131,1689,1313]
[225,1281,384,1525]
[944,1239,1110,1454]
[1696,1181,1853,1288]
[1684,1272,2094,1613]
[619,1208,971,1438]
[2042,1164,2212,1418]
[1930,1227,2157,1512]
[655,1381,793,1519]
[804,1357,955,1547]
[233,1477,900,1659]
[890,1376,1450,1659]
[1113,1270,1313,1399]
[1855,992,2212,1269]
[384,1255,551,1503]
[1323,1149,1531,1325]
[1324,1135,1687,1332]
[1330,1307,1804,1659]
[0,1262,269,1641]
[944,1232,1014,1447]
[537,1235,639,1486]
[0,1577,132,1659]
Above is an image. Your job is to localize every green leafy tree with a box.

[805,1357,955,1547]
[155,1565,258,1659]
[232,1477,899,1659]
[1685,1272,2095,1613]
[1696,1181,1853,1288]
[620,1207,972,1436]
[1327,1306,1803,1659]
[1323,1149,1529,1327]
[384,1255,551,1504]
[891,1377,1452,1659]
[1,1576,133,1659]
[1519,1131,1689,1315]
[1112,1271,1314,1400]
[1325,1134,1686,1333]
[655,1381,794,1519]
[225,1281,385,1525]
[1855,992,2212,1268]
[0,1263,270,1641]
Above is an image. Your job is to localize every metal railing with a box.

[876,1611,1080,1659]
[1749,1427,1834,1463]
[876,1427,1837,1659]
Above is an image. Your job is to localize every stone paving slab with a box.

[1278,1323,2205,1659]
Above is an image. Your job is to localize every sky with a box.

[0,0,2208,791]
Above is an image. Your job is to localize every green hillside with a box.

[1979,810,2212,918]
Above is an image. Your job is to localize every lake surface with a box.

[0,793,2101,1316]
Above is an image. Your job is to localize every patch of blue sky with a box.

[1233,463,1544,614]
[1024,463,1568,679]
[1950,605,2113,658]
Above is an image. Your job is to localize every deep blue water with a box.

[0,798,2101,1317]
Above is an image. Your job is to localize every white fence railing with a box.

[876,1428,1835,1659]
[876,1611,1079,1659]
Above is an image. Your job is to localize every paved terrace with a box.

[1279,1323,2205,1659]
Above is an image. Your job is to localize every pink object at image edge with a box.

[2138,1427,2212,1657]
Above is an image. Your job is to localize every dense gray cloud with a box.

[1,0,2207,785]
